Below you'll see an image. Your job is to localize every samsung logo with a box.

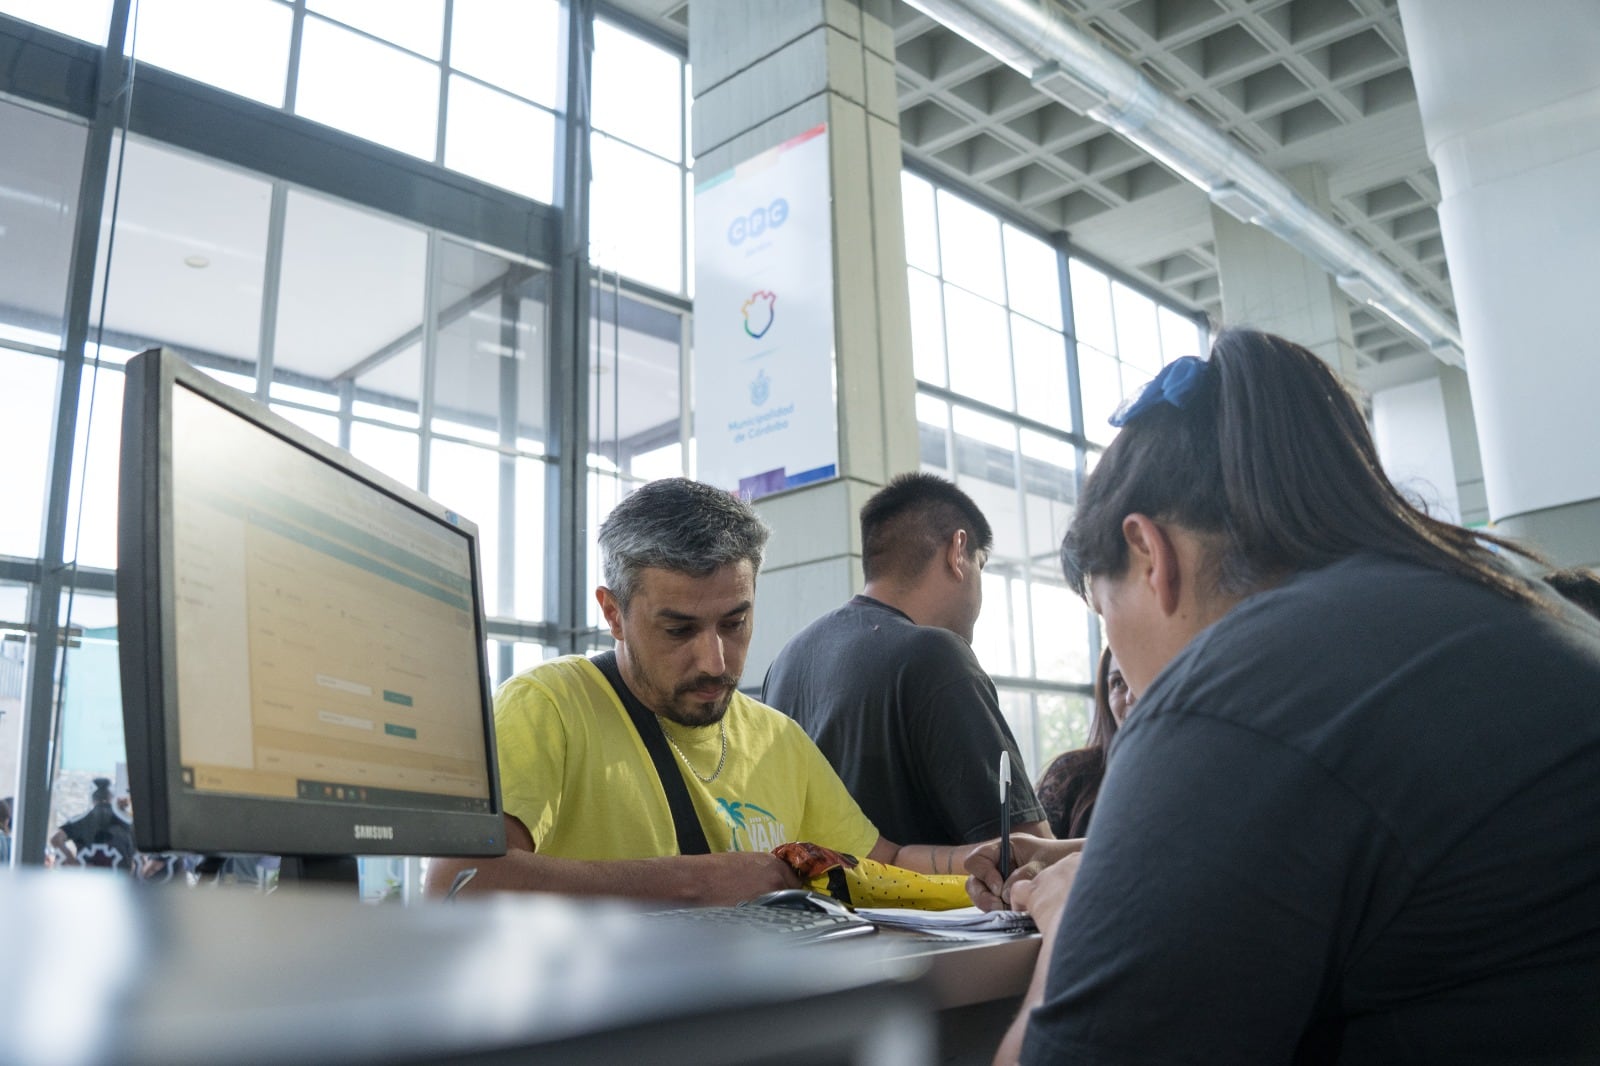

[354,825,394,841]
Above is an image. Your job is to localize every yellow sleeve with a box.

[491,672,569,851]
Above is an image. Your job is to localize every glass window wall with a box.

[588,17,689,297]
[296,15,440,159]
[0,350,61,559]
[580,16,694,636]
[309,0,445,61]
[129,0,293,107]
[0,7,571,879]
[0,582,30,861]
[0,0,110,44]
[46,590,124,869]
[0,97,86,349]
[1069,257,1207,443]
[583,282,688,630]
[5,0,569,203]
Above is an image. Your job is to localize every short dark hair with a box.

[860,472,994,584]
[598,478,769,610]
[1061,328,1543,607]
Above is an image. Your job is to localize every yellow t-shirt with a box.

[494,656,880,860]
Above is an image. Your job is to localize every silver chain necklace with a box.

[660,718,727,783]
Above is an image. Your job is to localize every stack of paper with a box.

[854,905,1036,938]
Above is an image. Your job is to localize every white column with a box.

[1372,376,1461,526]
[1399,0,1600,565]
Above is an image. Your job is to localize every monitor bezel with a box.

[117,347,505,860]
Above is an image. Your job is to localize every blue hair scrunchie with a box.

[1108,355,1210,427]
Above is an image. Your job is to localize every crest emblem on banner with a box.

[742,290,777,339]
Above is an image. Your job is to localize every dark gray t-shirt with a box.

[1023,554,1600,1064]
[762,595,1043,846]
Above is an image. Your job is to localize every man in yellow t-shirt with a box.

[425,478,965,905]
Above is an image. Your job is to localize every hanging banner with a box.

[693,124,838,500]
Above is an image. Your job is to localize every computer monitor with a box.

[117,348,505,879]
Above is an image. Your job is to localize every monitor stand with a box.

[191,854,358,893]
[278,855,359,888]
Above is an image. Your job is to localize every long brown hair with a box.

[1061,329,1543,605]
[1039,646,1121,838]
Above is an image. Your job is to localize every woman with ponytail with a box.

[970,329,1600,1065]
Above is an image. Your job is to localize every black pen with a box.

[998,751,1012,880]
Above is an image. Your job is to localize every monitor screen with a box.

[117,349,505,863]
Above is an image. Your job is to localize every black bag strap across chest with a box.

[591,651,712,856]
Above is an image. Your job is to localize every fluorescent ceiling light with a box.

[1428,338,1465,367]
[1336,273,1382,304]
[1210,183,1273,225]
[1030,62,1110,114]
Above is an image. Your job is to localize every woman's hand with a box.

[1008,849,1082,928]
[964,834,1085,910]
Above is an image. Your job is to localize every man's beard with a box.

[657,673,738,727]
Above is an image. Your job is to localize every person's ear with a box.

[1120,514,1183,616]
[595,587,626,640]
[946,529,970,581]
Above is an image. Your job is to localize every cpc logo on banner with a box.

[726,198,790,246]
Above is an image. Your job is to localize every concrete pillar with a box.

[1367,363,1489,530]
[1372,375,1462,526]
[1437,366,1488,528]
[1210,165,1362,381]
[690,0,918,679]
[1400,0,1600,567]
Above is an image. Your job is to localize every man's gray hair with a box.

[599,478,770,609]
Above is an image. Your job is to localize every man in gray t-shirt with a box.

[763,473,1047,849]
